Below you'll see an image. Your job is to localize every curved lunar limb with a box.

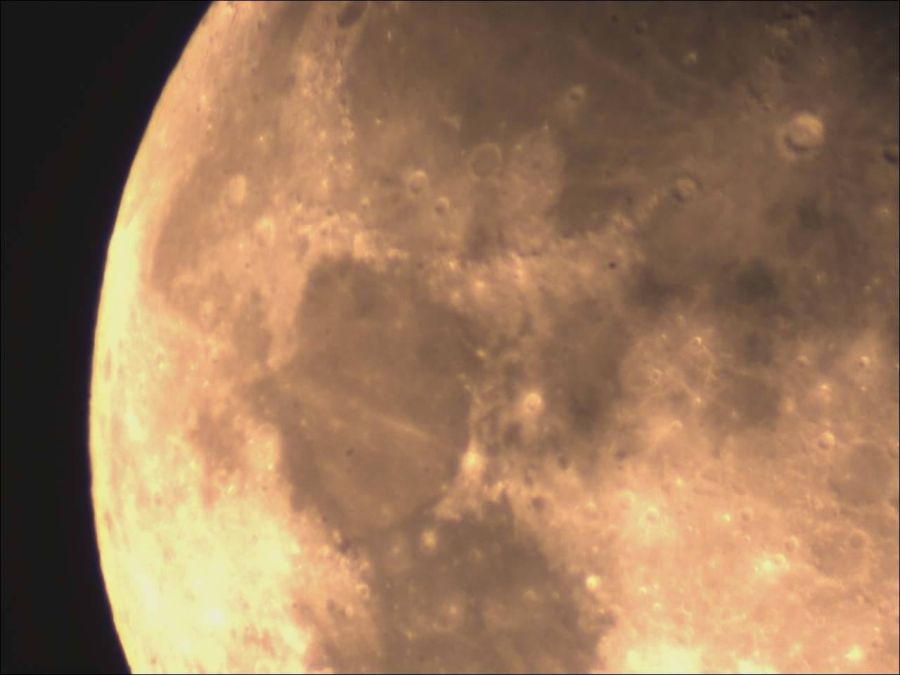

[91,2,899,673]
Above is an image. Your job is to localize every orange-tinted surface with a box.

[91,2,899,673]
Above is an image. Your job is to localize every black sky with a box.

[2,3,210,672]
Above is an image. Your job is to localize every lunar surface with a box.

[90,2,899,673]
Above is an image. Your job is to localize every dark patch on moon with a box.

[287,491,610,674]
[502,420,523,448]
[231,290,272,365]
[884,140,899,165]
[778,192,841,257]
[233,251,619,673]
[809,525,867,578]
[187,407,246,473]
[629,265,681,311]
[719,259,781,313]
[739,330,776,366]
[464,214,507,262]
[829,442,894,506]
[244,256,484,539]
[535,299,629,467]
[729,374,782,427]
[318,498,606,674]
[336,0,367,29]
[706,371,782,432]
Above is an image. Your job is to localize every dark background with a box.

[2,3,209,672]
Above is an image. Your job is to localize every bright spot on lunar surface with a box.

[90,2,899,673]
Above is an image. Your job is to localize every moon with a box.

[90,2,899,673]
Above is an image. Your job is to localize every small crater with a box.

[406,169,429,196]
[817,431,836,451]
[782,113,825,153]
[336,0,367,28]
[469,143,502,179]
[566,84,586,103]
[555,85,589,127]
[434,196,450,215]
[672,176,698,203]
